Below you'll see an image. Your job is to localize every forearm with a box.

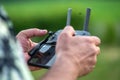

[41,55,79,80]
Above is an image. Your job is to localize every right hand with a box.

[56,26,101,77]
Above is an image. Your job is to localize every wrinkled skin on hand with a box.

[56,26,100,77]
[16,28,47,71]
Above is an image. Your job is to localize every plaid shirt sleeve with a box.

[0,6,34,80]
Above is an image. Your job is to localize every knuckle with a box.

[88,56,97,65]
[32,28,39,31]
[59,32,69,39]
[19,30,27,34]
[19,30,27,36]
[58,32,71,46]
[83,37,93,43]
[91,46,99,55]
[16,30,25,37]
[92,58,97,65]
[92,36,101,45]
[97,47,100,55]
[93,48,98,54]
[94,36,101,43]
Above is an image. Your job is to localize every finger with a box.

[31,42,38,49]
[92,45,100,55]
[19,28,48,38]
[91,36,101,46]
[87,56,97,65]
[61,26,75,37]
[96,46,100,55]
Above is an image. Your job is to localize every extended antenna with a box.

[83,8,91,31]
[66,8,72,26]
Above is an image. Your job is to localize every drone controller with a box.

[28,8,91,69]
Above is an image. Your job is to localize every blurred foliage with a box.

[1,1,120,46]
[1,0,120,80]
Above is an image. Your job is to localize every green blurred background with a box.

[1,0,120,80]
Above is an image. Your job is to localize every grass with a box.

[31,45,120,80]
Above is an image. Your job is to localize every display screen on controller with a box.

[28,8,91,69]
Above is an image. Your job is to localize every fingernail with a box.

[41,29,47,33]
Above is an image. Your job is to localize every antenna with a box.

[83,8,91,31]
[66,8,72,26]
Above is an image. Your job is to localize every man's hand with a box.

[56,26,100,77]
[16,28,47,71]
[41,26,100,80]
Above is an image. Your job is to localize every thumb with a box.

[17,28,48,39]
[61,26,75,37]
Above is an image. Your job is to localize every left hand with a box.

[16,28,47,71]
